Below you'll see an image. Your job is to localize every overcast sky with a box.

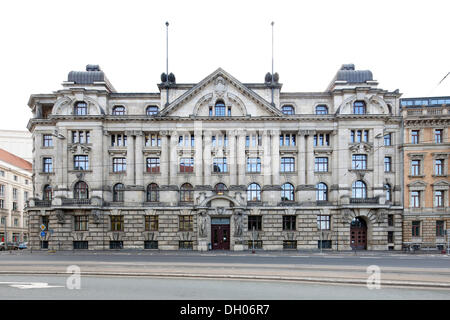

[1,0,449,131]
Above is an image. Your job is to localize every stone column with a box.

[126,131,135,186]
[297,131,306,185]
[237,130,247,187]
[373,128,385,203]
[169,131,178,186]
[160,131,170,186]
[262,130,271,186]
[330,130,339,203]
[135,132,144,187]
[203,131,212,186]
[228,130,237,186]
[306,133,315,186]
[271,129,280,186]
[194,129,203,187]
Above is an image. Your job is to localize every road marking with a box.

[0,282,64,289]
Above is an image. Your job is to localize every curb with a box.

[1,271,449,289]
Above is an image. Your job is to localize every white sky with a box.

[1,0,449,131]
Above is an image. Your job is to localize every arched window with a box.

[180,183,194,202]
[147,183,159,202]
[281,105,294,115]
[214,100,226,117]
[352,180,367,199]
[247,183,261,202]
[112,106,125,115]
[113,183,124,202]
[315,105,328,115]
[353,101,366,114]
[74,101,87,115]
[281,183,295,201]
[214,183,227,195]
[74,181,89,199]
[384,184,392,202]
[146,105,159,116]
[316,183,328,201]
[43,185,52,201]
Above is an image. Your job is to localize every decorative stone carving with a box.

[198,211,208,238]
[233,211,244,237]
[92,210,103,224]
[376,210,387,224]
[214,76,227,98]
[349,143,373,153]
[55,210,65,224]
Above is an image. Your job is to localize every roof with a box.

[336,64,373,83]
[0,148,32,171]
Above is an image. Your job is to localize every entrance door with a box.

[350,217,367,250]
[211,224,230,250]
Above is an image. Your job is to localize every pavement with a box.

[0,250,449,289]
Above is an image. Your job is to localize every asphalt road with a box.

[1,274,449,300]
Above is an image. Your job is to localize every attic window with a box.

[353,101,366,115]
[74,101,87,115]
[146,105,159,116]
[315,105,328,115]
[214,100,226,117]
[112,106,125,115]
[281,105,294,115]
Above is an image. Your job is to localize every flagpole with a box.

[166,21,169,106]
[271,21,274,106]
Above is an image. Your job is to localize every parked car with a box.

[0,242,19,250]
[18,242,28,250]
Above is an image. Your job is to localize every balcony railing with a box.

[350,197,379,204]
[62,198,91,205]
[34,200,52,207]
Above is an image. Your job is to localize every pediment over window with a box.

[159,68,283,118]
[407,180,427,189]
[336,94,389,115]
[432,180,450,189]
[349,142,373,153]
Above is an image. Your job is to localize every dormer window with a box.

[146,105,159,116]
[315,105,328,115]
[214,100,226,116]
[353,101,366,114]
[281,105,294,115]
[74,102,87,115]
[112,106,125,115]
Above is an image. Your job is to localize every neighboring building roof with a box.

[400,96,450,107]
[0,148,32,171]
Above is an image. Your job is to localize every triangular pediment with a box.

[407,180,427,187]
[159,68,283,117]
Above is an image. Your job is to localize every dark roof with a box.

[336,64,373,83]
[68,65,105,84]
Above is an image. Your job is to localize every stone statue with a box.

[198,213,207,238]
[234,213,243,237]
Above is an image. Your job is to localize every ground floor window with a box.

[110,241,123,249]
[388,231,394,244]
[318,240,332,249]
[144,240,158,249]
[73,241,88,249]
[436,221,445,237]
[412,221,421,237]
[283,240,297,249]
[247,240,263,249]
[40,241,48,249]
[179,241,193,250]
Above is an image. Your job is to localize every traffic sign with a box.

[40,231,46,237]
[40,224,46,231]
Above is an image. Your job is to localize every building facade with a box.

[26,64,403,251]
[401,97,450,250]
[0,148,32,243]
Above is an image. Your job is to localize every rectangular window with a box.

[384,157,392,172]
[411,130,419,144]
[436,221,445,237]
[410,191,420,208]
[13,188,17,200]
[144,133,161,147]
[179,158,194,173]
[318,240,332,249]
[314,133,330,147]
[352,154,367,170]
[434,190,444,207]
[12,202,18,211]
[247,240,263,249]
[179,215,193,231]
[213,158,228,173]
[280,157,295,173]
[245,136,250,147]
[145,215,158,231]
[41,241,49,249]
[110,241,123,249]
[0,200,4,209]
[283,240,297,249]
[317,215,331,230]
[280,134,297,147]
[0,185,4,197]
[42,216,49,230]
[387,231,394,244]
[43,134,53,147]
[144,240,158,249]
[111,134,127,147]
[74,155,89,170]
[179,241,193,250]
[146,158,160,173]
[73,241,88,250]
[247,157,261,173]
[412,221,420,237]
[43,157,52,173]
[435,129,443,144]
[283,216,296,231]
[248,216,262,231]
[110,216,124,231]
[74,215,89,231]
[435,159,444,176]
[14,218,18,227]
[112,158,126,172]
[72,130,90,144]
[384,133,392,146]
[411,160,420,176]
[388,214,394,227]
[314,157,328,172]
[351,130,369,143]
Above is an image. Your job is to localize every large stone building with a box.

[0,148,32,243]
[401,96,450,250]
[26,64,403,251]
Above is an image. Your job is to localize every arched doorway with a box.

[350,217,367,250]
